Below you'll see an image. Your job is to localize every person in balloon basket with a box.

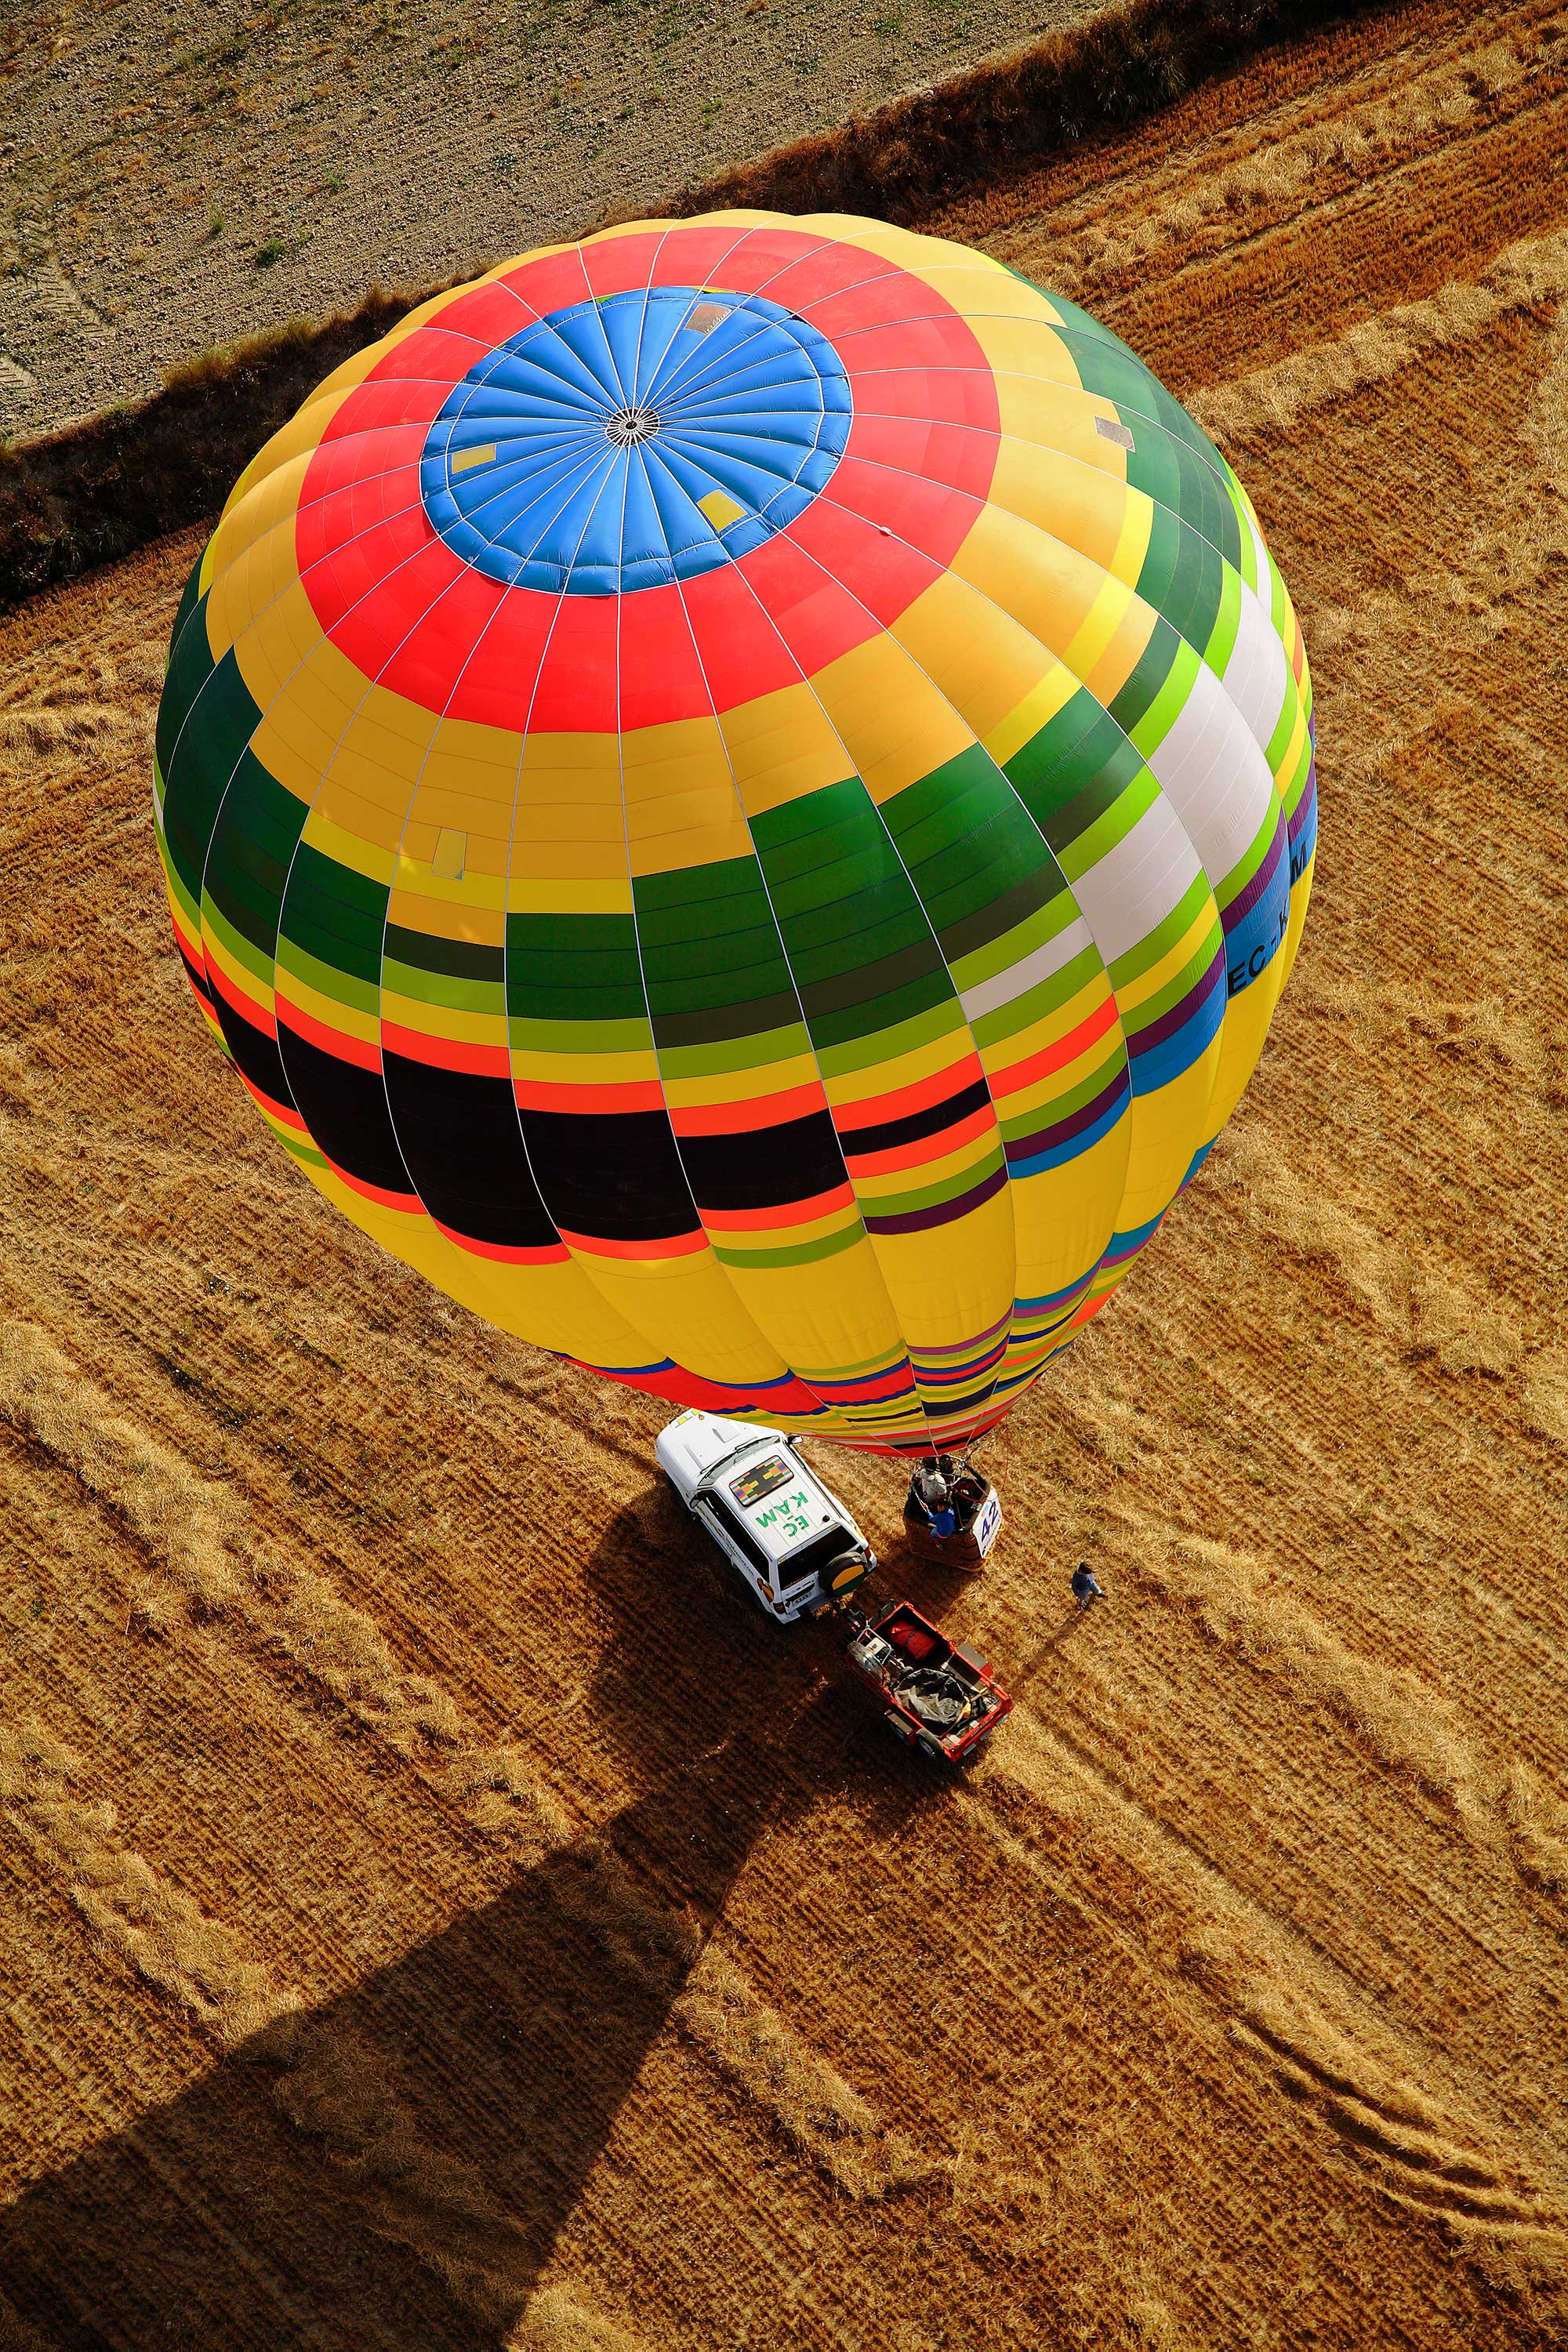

[912,1464,957,1541]
[1072,1562,1106,1610]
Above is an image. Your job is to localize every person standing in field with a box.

[1071,1563,1105,1610]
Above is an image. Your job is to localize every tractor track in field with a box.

[4,1,1568,2345]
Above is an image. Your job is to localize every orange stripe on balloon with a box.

[667,1081,827,1137]
[238,1074,307,1132]
[843,1100,996,1177]
[701,1181,857,1233]
[834,1051,985,1133]
[205,952,277,1038]
[380,1021,512,1080]
[169,904,205,972]
[276,995,382,1073]
[989,993,1120,1098]
[325,1158,419,1211]
[557,1225,709,1261]
[433,1218,568,1266]
[513,1077,667,1115]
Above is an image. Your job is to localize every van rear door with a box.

[775,1525,867,1600]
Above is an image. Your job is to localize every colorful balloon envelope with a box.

[155,211,1317,1454]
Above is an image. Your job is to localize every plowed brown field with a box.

[4,3,1568,2346]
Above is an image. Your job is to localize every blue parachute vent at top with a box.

[419,285,854,597]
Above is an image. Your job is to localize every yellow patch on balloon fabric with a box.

[429,828,467,881]
[698,489,747,532]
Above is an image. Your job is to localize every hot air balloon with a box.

[154,211,1316,1465]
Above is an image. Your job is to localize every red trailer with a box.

[840,1599,1014,1766]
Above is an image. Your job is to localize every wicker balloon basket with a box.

[902,1468,1003,1572]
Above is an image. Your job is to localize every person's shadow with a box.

[0,1477,946,2350]
[1012,1604,1093,1679]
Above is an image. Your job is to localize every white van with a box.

[656,1410,875,1624]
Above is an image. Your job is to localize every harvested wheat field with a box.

[4,1,1568,2346]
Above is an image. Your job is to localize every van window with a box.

[698,1494,768,1574]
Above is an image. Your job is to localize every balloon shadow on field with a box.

[0,1482,946,2350]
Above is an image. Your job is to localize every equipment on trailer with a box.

[902,1452,1002,1571]
[657,1409,874,1624]
[841,1600,1014,1766]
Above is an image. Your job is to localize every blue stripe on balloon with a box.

[1004,1082,1131,1178]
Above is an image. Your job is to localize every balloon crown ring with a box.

[418,285,853,594]
[604,404,661,447]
